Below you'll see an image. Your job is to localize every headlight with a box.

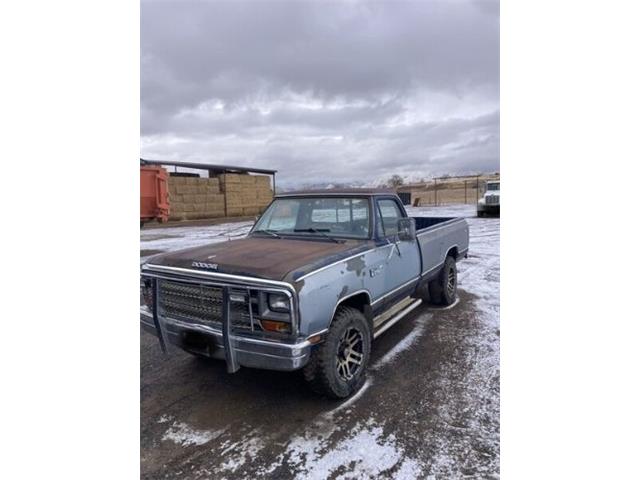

[268,293,290,312]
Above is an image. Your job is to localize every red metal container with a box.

[140,165,169,227]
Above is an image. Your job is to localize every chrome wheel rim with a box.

[336,327,364,381]
[446,267,456,297]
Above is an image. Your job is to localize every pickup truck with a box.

[141,189,469,398]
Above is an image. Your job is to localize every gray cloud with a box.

[141,0,499,187]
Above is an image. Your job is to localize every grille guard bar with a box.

[141,264,299,373]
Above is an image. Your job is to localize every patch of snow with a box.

[162,421,222,447]
[280,421,419,480]
[140,221,254,257]
[219,436,264,474]
[406,203,478,219]
[394,457,424,479]
[157,414,172,424]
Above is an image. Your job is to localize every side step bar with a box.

[373,298,423,339]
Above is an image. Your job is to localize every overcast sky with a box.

[141,0,499,187]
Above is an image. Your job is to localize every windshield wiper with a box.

[294,228,340,243]
[253,229,281,238]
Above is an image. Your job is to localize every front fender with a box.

[294,267,372,336]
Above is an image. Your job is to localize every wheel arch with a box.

[336,290,372,316]
[445,245,459,261]
[331,290,373,332]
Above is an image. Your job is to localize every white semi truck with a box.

[477,180,500,217]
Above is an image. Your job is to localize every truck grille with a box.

[158,280,254,330]
[486,195,499,205]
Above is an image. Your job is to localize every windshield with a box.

[253,197,370,239]
[487,183,500,191]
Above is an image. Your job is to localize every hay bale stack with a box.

[252,175,274,212]
[167,173,274,221]
[168,175,224,221]
[220,174,273,216]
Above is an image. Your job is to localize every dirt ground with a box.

[140,204,500,479]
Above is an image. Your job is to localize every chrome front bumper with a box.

[141,309,312,371]
[477,203,500,213]
[141,264,314,372]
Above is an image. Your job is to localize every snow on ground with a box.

[270,419,422,480]
[141,203,500,478]
[140,220,254,263]
[160,417,224,447]
[409,204,500,477]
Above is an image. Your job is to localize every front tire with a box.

[303,306,371,399]
[428,256,458,306]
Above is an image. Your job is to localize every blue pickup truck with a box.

[141,189,469,398]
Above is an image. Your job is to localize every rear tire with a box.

[428,256,458,306]
[303,306,371,399]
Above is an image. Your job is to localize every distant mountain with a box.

[276,180,369,192]
[275,171,498,192]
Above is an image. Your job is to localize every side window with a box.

[377,199,403,237]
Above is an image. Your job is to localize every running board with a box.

[373,298,423,339]
[373,296,415,329]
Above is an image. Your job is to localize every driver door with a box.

[375,198,421,306]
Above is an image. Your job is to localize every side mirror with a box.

[397,217,416,241]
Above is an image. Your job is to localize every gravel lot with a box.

[140,204,499,479]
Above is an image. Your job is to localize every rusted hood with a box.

[146,236,371,282]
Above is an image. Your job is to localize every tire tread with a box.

[428,256,457,306]
[303,306,370,399]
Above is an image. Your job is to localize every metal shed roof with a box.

[140,158,277,175]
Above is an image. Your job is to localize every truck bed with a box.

[413,216,457,232]
[411,216,469,278]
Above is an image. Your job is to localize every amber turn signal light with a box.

[261,320,290,333]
